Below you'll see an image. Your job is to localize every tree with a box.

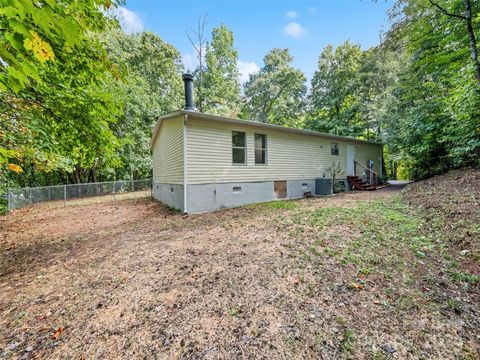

[101,30,184,180]
[201,25,241,117]
[0,0,123,172]
[428,0,480,84]
[242,48,307,126]
[383,0,480,179]
[187,15,208,112]
[0,0,120,92]
[357,47,402,141]
[307,41,364,137]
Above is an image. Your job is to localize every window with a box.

[232,131,246,164]
[255,134,267,165]
[233,186,242,193]
[331,142,339,156]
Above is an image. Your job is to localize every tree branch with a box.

[429,0,467,20]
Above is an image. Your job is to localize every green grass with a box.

[273,193,479,315]
[252,200,299,211]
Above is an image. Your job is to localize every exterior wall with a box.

[286,179,315,199]
[152,182,184,211]
[151,113,382,213]
[185,116,381,185]
[353,143,383,178]
[152,116,184,184]
[186,179,315,214]
[186,181,273,213]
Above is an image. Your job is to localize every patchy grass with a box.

[0,170,479,359]
[250,199,299,210]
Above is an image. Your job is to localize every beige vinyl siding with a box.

[152,116,184,184]
[186,117,381,184]
[353,143,382,175]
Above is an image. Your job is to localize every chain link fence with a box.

[7,179,152,211]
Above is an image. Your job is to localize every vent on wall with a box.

[233,186,242,193]
[302,183,308,187]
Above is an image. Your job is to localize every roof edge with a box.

[150,109,382,148]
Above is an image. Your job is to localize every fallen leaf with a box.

[352,282,364,290]
[52,326,64,340]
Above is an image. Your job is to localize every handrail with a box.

[353,160,378,186]
[353,161,378,176]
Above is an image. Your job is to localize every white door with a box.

[347,144,355,176]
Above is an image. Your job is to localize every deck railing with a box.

[353,161,378,186]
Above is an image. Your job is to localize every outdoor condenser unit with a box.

[315,178,332,196]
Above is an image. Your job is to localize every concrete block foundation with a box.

[153,178,350,214]
[186,179,316,214]
[152,182,184,211]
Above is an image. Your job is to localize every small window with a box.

[233,186,242,193]
[232,131,246,165]
[331,142,339,156]
[255,134,267,165]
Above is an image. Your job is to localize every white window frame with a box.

[254,133,268,165]
[232,131,247,165]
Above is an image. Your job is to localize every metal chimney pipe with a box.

[182,73,194,110]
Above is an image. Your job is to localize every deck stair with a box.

[347,175,377,191]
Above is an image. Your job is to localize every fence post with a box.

[64,185,67,207]
[7,191,11,212]
[113,181,116,201]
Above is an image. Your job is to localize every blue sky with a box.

[117,0,394,82]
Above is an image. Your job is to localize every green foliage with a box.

[200,25,241,117]
[242,48,307,126]
[307,41,365,137]
[326,161,344,193]
[2,0,479,191]
[0,0,123,182]
[0,0,121,93]
[383,0,480,179]
[101,30,183,180]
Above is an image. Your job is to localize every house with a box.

[150,74,383,213]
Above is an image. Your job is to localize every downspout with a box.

[183,113,188,213]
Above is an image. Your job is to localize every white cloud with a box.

[285,10,298,19]
[113,7,144,34]
[283,22,307,39]
[182,53,197,72]
[238,60,260,84]
[181,43,207,72]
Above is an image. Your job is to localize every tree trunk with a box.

[430,0,480,84]
[463,0,480,84]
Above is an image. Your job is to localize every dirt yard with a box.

[1,169,479,359]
